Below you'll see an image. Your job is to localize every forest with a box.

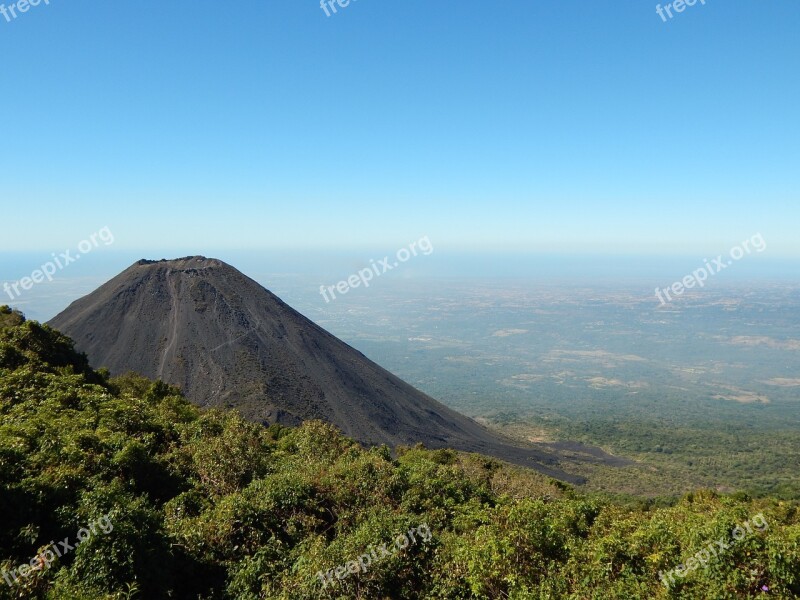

[1,306,799,599]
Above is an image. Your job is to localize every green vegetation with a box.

[1,306,799,599]
[497,414,800,500]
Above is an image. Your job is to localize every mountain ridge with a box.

[48,256,627,481]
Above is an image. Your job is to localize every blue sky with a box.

[1,0,798,258]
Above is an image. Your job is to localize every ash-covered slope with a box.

[49,257,605,482]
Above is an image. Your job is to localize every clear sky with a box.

[1,0,798,257]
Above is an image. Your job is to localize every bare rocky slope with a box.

[49,257,626,482]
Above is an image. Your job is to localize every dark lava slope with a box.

[49,257,623,482]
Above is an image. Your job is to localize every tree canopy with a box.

[1,306,798,599]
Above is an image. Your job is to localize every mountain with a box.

[48,256,623,481]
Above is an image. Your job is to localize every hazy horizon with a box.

[3,248,798,323]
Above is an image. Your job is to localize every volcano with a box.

[48,256,621,482]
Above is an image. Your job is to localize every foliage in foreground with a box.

[0,306,799,599]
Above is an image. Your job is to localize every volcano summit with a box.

[48,256,626,482]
